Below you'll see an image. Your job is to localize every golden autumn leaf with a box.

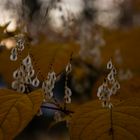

[70,97,140,140]
[0,88,44,140]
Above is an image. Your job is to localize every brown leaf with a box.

[0,88,44,140]
[70,98,140,140]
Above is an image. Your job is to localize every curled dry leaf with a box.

[0,88,44,140]
[70,98,140,140]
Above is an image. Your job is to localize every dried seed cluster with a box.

[40,62,73,119]
[97,60,120,108]
[64,62,72,104]
[12,54,40,93]
[42,71,56,100]
[10,34,26,61]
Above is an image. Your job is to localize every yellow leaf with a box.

[70,98,140,140]
[0,88,44,140]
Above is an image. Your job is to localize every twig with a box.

[41,105,74,115]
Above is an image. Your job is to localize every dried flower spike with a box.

[42,70,56,100]
[11,54,39,93]
[97,59,120,108]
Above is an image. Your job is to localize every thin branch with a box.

[41,105,74,115]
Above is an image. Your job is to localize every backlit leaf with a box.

[70,98,140,140]
[0,88,43,140]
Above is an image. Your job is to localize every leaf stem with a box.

[109,106,114,140]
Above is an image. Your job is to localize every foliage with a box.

[70,97,140,140]
[0,1,139,140]
[0,89,43,139]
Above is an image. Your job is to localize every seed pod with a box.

[109,78,115,84]
[11,48,17,54]
[23,55,32,66]
[108,103,113,109]
[103,87,111,99]
[18,84,25,93]
[47,77,53,86]
[65,95,71,104]
[25,76,32,84]
[32,76,40,87]
[47,72,56,88]
[11,80,18,89]
[48,91,53,99]
[107,60,113,69]
[19,69,24,77]
[17,38,25,50]
[97,85,103,97]
[18,44,24,51]
[42,81,51,92]
[107,72,114,82]
[111,67,117,75]
[20,64,26,72]
[42,87,46,94]
[10,53,17,61]
[26,64,34,74]
[50,71,56,81]
[45,80,51,90]
[114,80,120,89]
[65,87,72,96]
[102,101,110,108]
[47,72,51,80]
[28,69,35,77]
[42,81,47,89]
[110,86,117,95]
[13,69,20,79]
[66,63,72,74]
